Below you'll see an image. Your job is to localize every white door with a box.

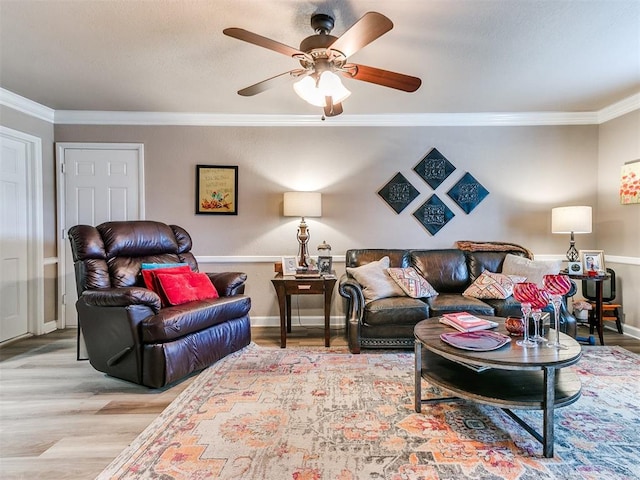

[0,137,29,342]
[58,143,144,331]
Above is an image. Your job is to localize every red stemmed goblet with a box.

[514,282,549,343]
[542,274,572,349]
[513,283,537,348]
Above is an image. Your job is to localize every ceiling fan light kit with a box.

[293,71,351,107]
[223,11,421,117]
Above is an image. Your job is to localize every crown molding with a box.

[53,110,599,127]
[597,93,640,123]
[0,88,55,123]
[1,87,637,127]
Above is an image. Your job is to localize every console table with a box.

[271,273,337,348]
[414,319,582,458]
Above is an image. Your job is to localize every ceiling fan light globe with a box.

[318,71,351,104]
[293,76,326,107]
[293,72,351,107]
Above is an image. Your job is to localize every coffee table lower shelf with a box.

[415,347,582,458]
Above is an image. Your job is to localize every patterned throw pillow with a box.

[463,270,525,299]
[346,256,405,303]
[387,267,438,299]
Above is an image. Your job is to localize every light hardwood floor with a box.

[1,325,638,479]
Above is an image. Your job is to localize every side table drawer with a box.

[283,280,324,294]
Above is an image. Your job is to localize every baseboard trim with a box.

[618,323,640,341]
[250,315,344,328]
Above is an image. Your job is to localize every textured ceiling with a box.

[1,0,639,116]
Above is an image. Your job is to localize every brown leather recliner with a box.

[68,220,251,388]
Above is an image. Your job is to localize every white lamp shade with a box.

[551,206,592,233]
[283,191,322,217]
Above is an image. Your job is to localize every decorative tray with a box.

[440,330,511,351]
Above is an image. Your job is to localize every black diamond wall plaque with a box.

[378,173,420,214]
[447,172,490,214]
[413,148,456,190]
[413,195,455,235]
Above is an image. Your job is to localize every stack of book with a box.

[294,270,321,279]
[439,312,498,332]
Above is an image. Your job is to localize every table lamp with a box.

[283,191,322,268]
[551,206,592,262]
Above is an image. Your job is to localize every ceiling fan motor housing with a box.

[298,13,347,70]
[310,13,334,34]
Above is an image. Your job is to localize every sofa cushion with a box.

[482,297,524,318]
[463,271,526,299]
[410,250,470,293]
[346,256,405,303]
[502,254,561,287]
[387,267,438,298]
[155,272,219,306]
[363,296,429,326]
[465,251,528,282]
[427,293,494,317]
[140,295,251,343]
[345,249,409,268]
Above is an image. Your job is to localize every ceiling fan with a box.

[223,11,422,117]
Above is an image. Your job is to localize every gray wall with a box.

[3,101,637,333]
[53,124,599,255]
[54,123,602,324]
[0,105,58,325]
[597,110,640,333]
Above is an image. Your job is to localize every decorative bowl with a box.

[504,317,524,335]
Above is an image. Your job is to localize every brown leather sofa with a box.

[339,248,577,353]
[68,220,251,388]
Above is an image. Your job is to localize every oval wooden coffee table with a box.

[414,318,582,458]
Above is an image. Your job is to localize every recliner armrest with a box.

[206,272,247,296]
[81,287,162,314]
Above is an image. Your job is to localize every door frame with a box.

[0,126,45,337]
[56,142,145,329]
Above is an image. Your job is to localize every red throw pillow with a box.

[141,265,192,306]
[142,265,191,290]
[155,272,219,306]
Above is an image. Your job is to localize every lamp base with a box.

[296,217,310,268]
[566,232,579,262]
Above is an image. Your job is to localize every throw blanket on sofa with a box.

[455,240,534,260]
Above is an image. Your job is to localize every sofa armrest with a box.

[81,287,161,314]
[338,274,366,353]
[206,272,247,296]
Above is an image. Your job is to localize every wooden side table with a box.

[271,273,337,348]
[567,272,611,346]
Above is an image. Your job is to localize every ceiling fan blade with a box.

[237,70,304,96]
[343,64,421,92]
[223,27,306,58]
[328,12,393,59]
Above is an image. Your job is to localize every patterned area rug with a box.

[97,344,640,479]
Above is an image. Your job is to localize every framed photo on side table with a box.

[281,256,297,276]
[318,256,333,275]
[579,250,605,273]
[567,261,583,275]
